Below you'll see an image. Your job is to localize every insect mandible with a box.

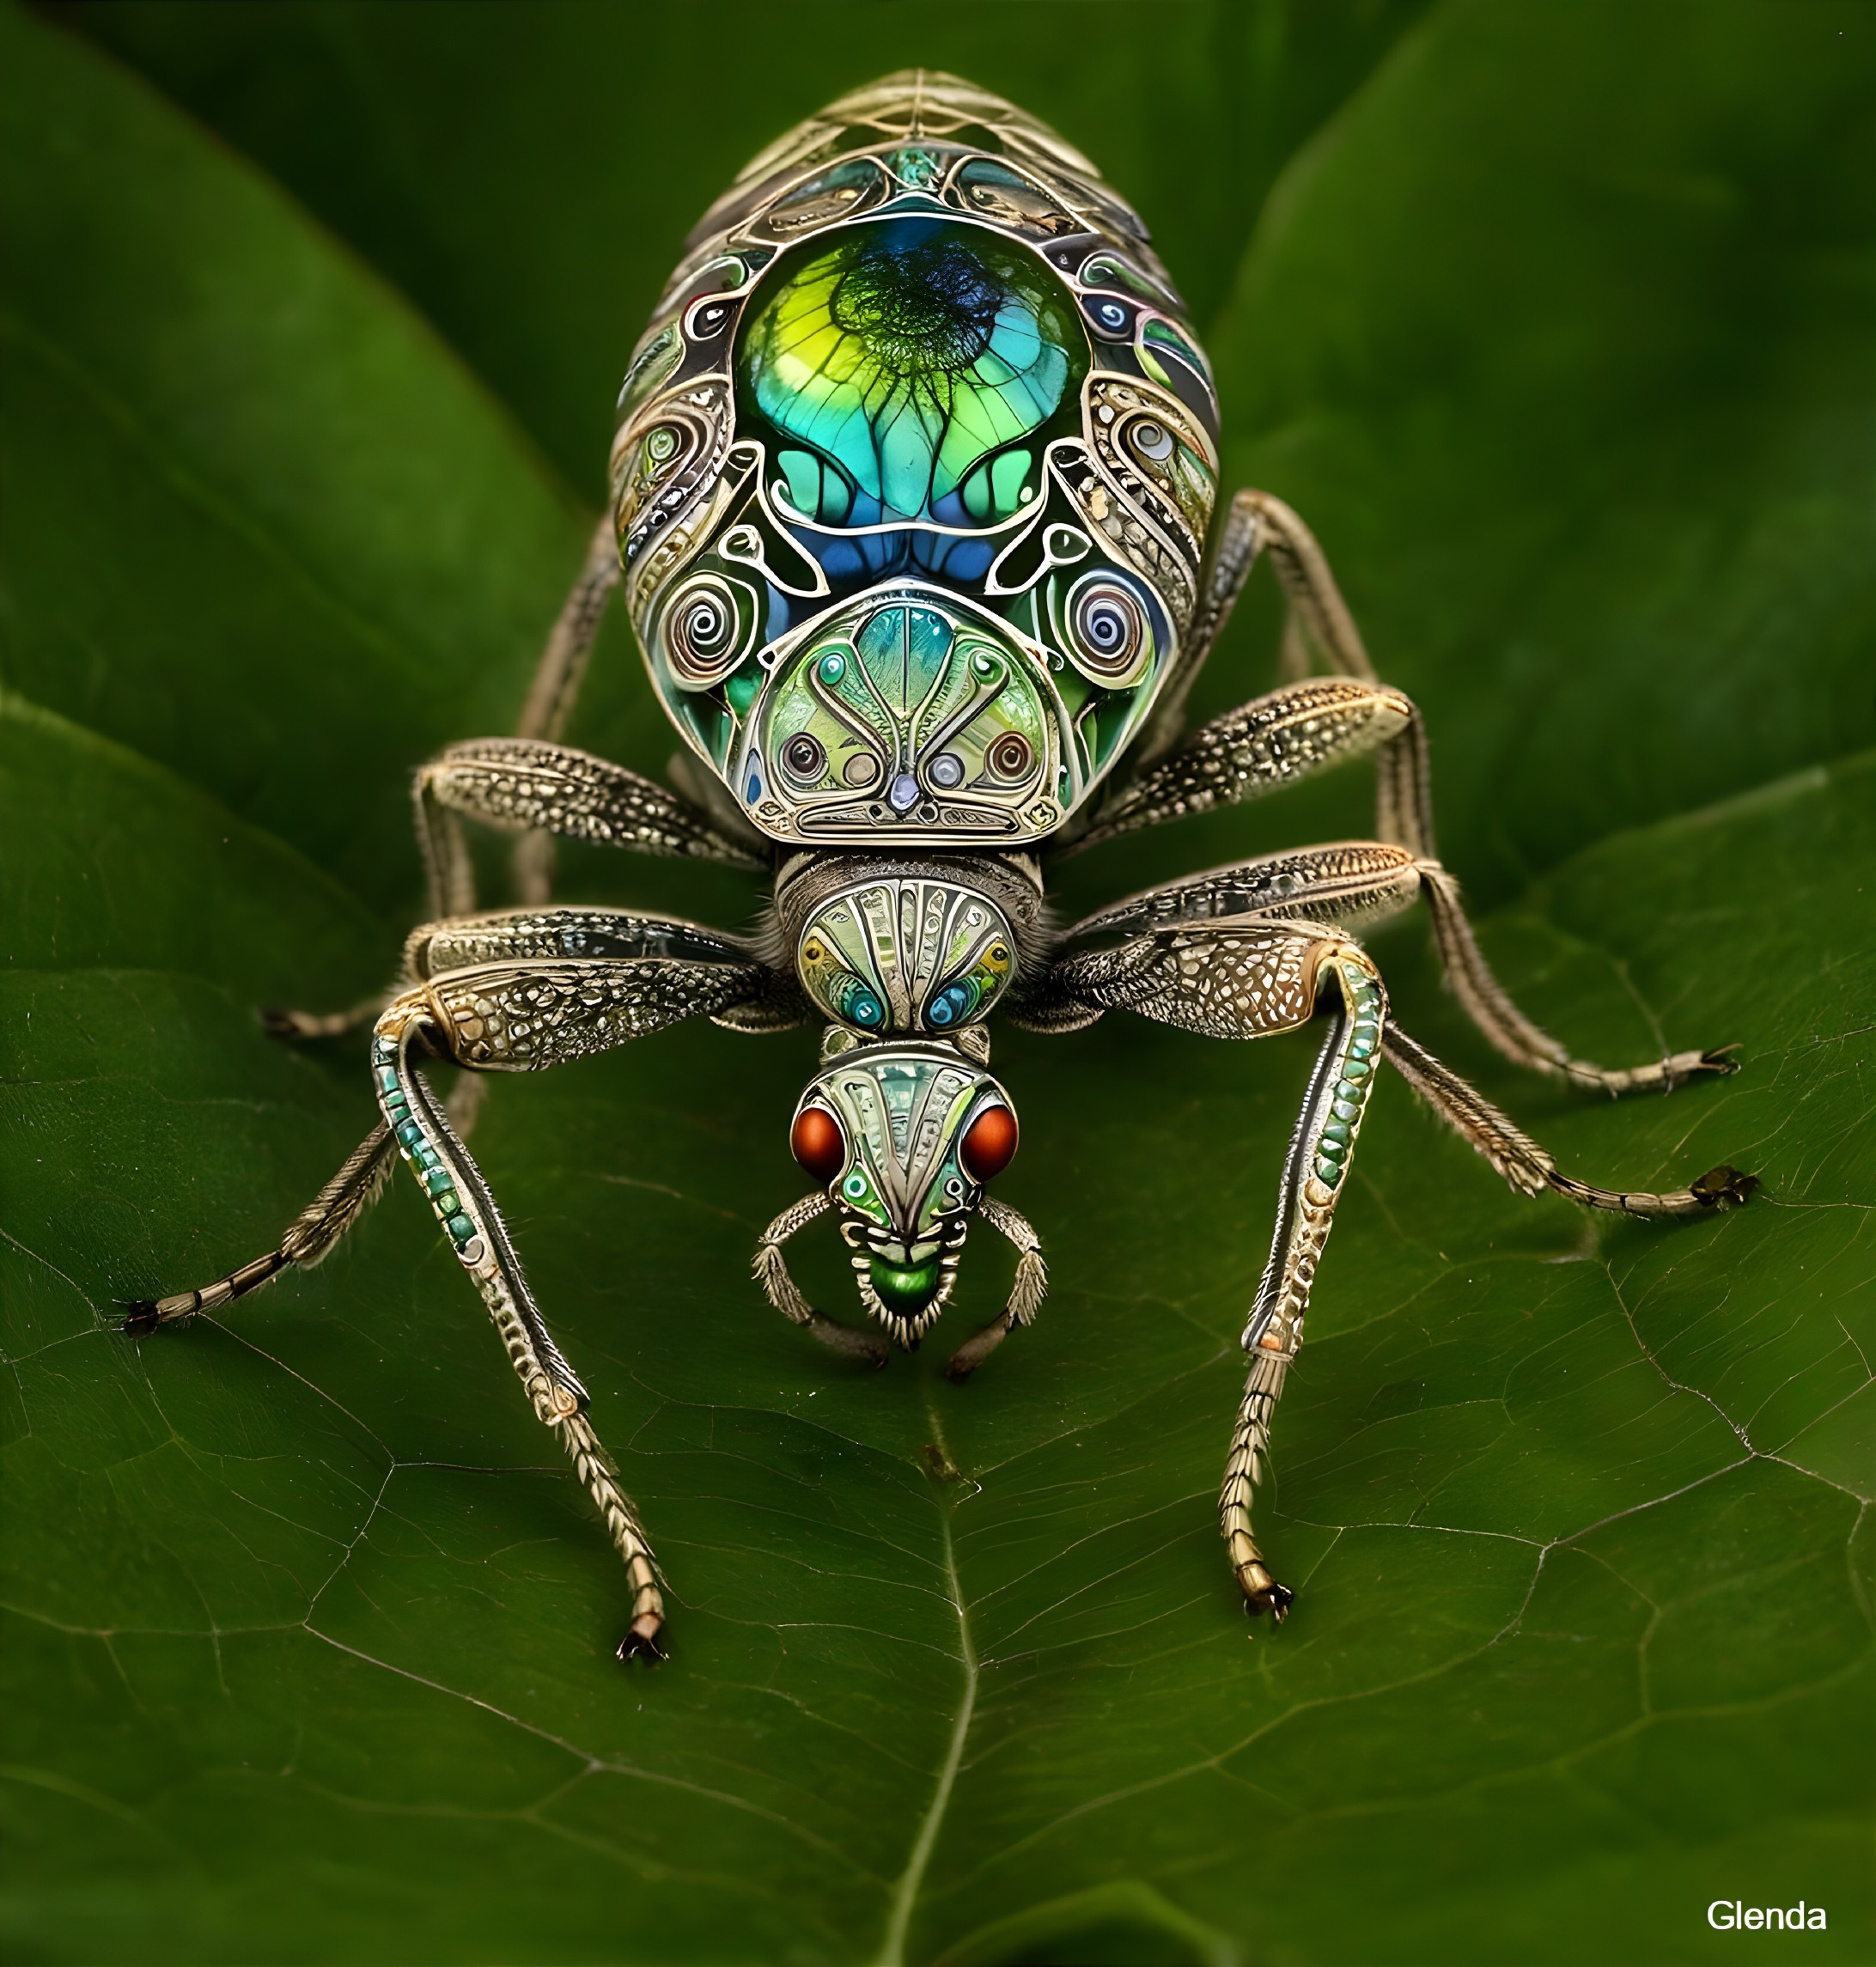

[129,72,1756,1660]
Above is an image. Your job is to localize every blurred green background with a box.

[2,3,1872,1963]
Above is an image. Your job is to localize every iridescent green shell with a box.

[612,71,1219,849]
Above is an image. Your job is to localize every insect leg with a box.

[1134,489,1380,770]
[260,996,396,1043]
[399,904,756,982]
[1126,495,1732,1093]
[1070,677,1418,856]
[265,520,629,1036]
[943,1195,1049,1381]
[399,903,807,1036]
[122,1121,396,1334]
[752,1193,889,1365]
[1031,911,1392,1616]
[416,737,764,918]
[1062,751,1730,1101]
[1410,859,1734,1096]
[516,514,620,748]
[1185,496,1432,861]
[509,514,623,903]
[368,995,665,1659]
[1063,842,1426,944]
[137,945,780,1652]
[1134,491,1281,764]
[265,900,805,1050]
[1063,840,1734,1095]
[1380,1023,1757,1217]
[1227,490,1380,685]
[1220,947,1386,1620]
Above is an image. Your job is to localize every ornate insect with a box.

[130,74,1753,1659]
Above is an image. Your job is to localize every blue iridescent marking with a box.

[928,983,973,1027]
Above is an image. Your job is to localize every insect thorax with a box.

[774,848,1045,1044]
[612,71,1221,853]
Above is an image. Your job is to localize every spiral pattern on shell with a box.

[1064,573,1153,685]
[661,572,756,688]
[986,731,1035,780]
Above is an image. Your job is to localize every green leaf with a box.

[57,0,1429,490]
[3,7,1872,1966]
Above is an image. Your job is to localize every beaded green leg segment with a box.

[370,1001,667,1659]
[1221,952,1386,1620]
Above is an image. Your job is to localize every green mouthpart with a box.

[868,1258,941,1318]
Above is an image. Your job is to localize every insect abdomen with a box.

[614,71,1220,849]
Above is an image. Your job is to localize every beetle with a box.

[130,72,1753,1660]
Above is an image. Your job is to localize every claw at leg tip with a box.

[1692,1163,1760,1208]
[616,1613,667,1665]
[1234,1560,1294,1623]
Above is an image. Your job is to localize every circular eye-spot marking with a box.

[987,733,1034,780]
[691,301,730,336]
[846,986,885,1028]
[960,1104,1018,1182]
[1094,299,1127,331]
[782,733,827,782]
[664,573,752,688]
[1130,417,1174,461]
[802,938,825,963]
[645,425,680,466]
[928,752,965,789]
[722,527,759,557]
[843,752,880,789]
[927,983,973,1028]
[818,651,847,685]
[791,1106,846,1184]
[842,1171,869,1203]
[1066,575,1151,683]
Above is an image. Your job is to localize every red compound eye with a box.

[790,1105,846,1184]
[959,1104,1018,1183]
